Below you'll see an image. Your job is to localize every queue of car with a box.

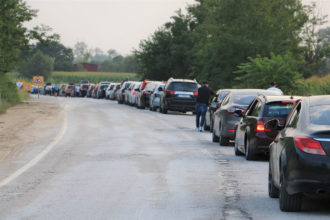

[35,78,330,213]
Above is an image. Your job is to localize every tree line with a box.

[134,0,330,94]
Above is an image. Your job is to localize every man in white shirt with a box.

[267,82,283,95]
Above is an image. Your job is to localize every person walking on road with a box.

[267,82,283,95]
[195,81,214,132]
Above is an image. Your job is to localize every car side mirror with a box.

[234,110,244,117]
[265,119,284,130]
[158,87,163,91]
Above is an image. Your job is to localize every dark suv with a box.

[234,95,298,160]
[159,78,199,114]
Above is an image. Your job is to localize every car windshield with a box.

[263,102,294,117]
[168,82,197,92]
[310,105,330,125]
[218,91,230,102]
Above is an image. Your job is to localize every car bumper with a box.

[166,98,196,111]
[285,150,330,195]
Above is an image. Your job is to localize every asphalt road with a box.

[0,96,330,220]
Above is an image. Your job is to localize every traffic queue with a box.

[35,78,330,212]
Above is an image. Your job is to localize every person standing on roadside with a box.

[195,81,214,132]
[267,82,283,95]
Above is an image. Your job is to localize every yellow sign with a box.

[33,76,44,86]
[24,83,32,92]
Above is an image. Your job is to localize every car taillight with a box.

[294,137,326,156]
[166,90,175,95]
[255,121,271,132]
[80,88,83,91]
[193,91,198,96]
[133,91,136,95]
[166,100,172,104]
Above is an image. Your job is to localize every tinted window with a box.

[232,95,256,105]
[124,83,131,89]
[263,102,294,117]
[100,85,108,90]
[109,85,115,90]
[168,82,198,92]
[310,105,330,125]
[287,103,301,128]
[82,85,89,89]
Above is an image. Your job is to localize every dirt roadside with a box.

[0,96,64,180]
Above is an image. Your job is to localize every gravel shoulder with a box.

[0,96,64,181]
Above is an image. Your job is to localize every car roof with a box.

[168,78,197,83]
[229,89,281,96]
[307,95,330,107]
[258,95,302,103]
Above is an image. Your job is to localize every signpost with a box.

[33,76,44,98]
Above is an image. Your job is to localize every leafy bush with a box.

[0,75,21,113]
[234,53,303,94]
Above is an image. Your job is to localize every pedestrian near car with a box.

[267,82,283,95]
[195,81,214,132]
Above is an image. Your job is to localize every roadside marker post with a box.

[33,76,44,99]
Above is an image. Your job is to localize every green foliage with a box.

[35,41,74,71]
[50,72,139,84]
[0,0,36,74]
[18,50,54,80]
[0,75,21,113]
[235,53,303,94]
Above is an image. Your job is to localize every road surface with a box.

[0,96,329,220]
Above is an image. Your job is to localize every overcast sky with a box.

[25,0,330,55]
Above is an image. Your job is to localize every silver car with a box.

[149,83,165,111]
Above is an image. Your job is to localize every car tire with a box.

[204,120,210,131]
[245,138,256,160]
[219,123,230,146]
[279,172,302,212]
[268,163,280,198]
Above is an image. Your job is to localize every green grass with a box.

[50,71,140,84]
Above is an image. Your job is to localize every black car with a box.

[234,95,297,160]
[268,96,330,211]
[205,89,232,131]
[159,78,199,114]
[212,89,281,146]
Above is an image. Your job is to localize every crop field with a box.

[50,72,140,84]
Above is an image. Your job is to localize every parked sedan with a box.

[212,89,281,146]
[105,83,116,99]
[96,82,111,99]
[205,89,232,131]
[109,83,120,100]
[268,96,330,212]
[117,81,131,104]
[234,95,297,160]
[137,81,159,109]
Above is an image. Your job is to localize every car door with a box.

[240,100,262,152]
[272,102,301,185]
[214,94,230,136]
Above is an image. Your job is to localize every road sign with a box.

[24,83,32,92]
[33,76,44,86]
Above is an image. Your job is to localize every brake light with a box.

[166,100,172,104]
[281,101,296,104]
[294,137,326,156]
[255,121,271,132]
[193,91,198,96]
[133,91,136,95]
[166,90,175,95]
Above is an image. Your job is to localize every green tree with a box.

[234,53,303,94]
[18,50,54,80]
[35,41,73,71]
[0,0,36,75]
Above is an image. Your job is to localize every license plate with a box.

[178,94,190,98]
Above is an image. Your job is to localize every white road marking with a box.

[0,106,68,188]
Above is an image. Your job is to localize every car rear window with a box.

[82,85,88,89]
[232,95,256,105]
[310,105,330,125]
[168,82,198,92]
[100,85,108,89]
[263,102,294,117]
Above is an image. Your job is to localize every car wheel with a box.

[204,118,210,131]
[212,125,219,142]
[279,172,302,212]
[245,138,256,160]
[268,163,280,198]
[219,123,230,146]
